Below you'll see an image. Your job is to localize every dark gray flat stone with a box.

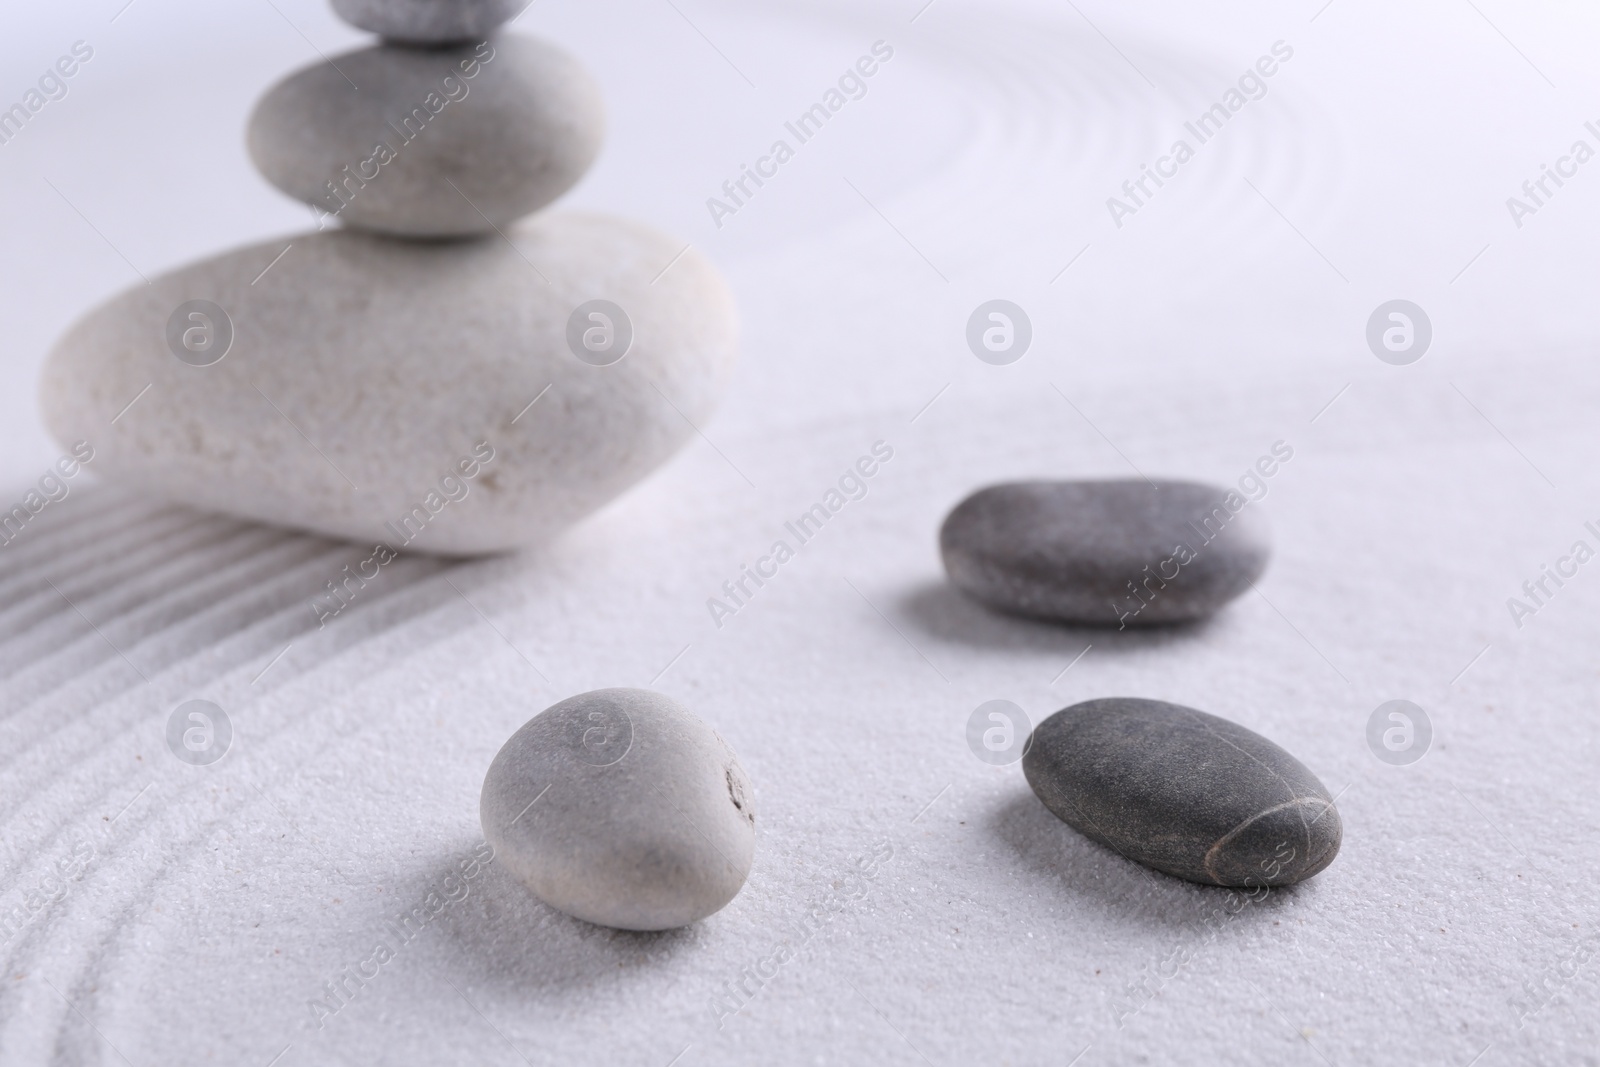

[939,479,1270,626]
[1022,698,1341,887]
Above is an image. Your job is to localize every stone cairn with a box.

[43,0,737,555]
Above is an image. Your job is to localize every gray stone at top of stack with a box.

[332,0,523,44]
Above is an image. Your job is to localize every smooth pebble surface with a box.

[1023,698,1341,887]
[940,479,1271,626]
[248,36,604,237]
[331,0,522,44]
[480,688,756,931]
[39,212,737,554]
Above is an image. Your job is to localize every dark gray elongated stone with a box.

[1022,698,1340,887]
[939,479,1270,626]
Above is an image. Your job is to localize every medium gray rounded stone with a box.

[480,688,756,930]
[247,35,603,237]
[940,479,1270,626]
[39,212,737,555]
[332,0,522,45]
[1022,698,1341,887]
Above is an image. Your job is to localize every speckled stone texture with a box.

[331,0,523,43]
[1023,698,1341,887]
[940,479,1271,626]
[480,688,756,931]
[248,35,603,237]
[39,212,738,555]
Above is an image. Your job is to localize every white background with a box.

[3,1,1600,1064]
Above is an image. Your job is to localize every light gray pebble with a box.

[940,479,1270,626]
[247,35,603,237]
[331,0,523,44]
[480,688,756,931]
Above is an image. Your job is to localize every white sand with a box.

[2,1,1598,1064]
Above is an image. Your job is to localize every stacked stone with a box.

[248,1,602,237]
[42,0,738,555]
